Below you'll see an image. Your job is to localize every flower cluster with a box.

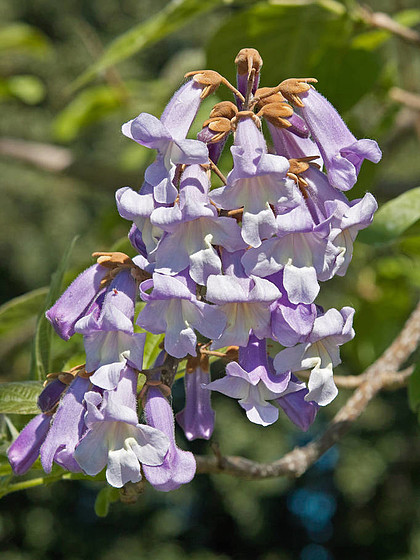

[8,48,381,491]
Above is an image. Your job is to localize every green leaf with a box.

[0,287,48,338]
[0,461,12,477]
[0,23,50,57]
[53,85,124,142]
[6,75,46,105]
[72,0,224,92]
[206,2,381,112]
[359,187,420,245]
[0,381,43,414]
[94,485,120,517]
[30,236,78,381]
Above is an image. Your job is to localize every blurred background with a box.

[1,0,420,558]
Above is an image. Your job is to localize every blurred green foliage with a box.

[1,0,420,558]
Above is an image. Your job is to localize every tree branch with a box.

[357,6,420,48]
[389,87,420,112]
[195,301,420,479]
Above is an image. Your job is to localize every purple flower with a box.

[8,414,52,475]
[206,272,281,349]
[326,193,377,276]
[210,116,297,248]
[273,307,355,406]
[269,275,317,346]
[40,375,90,473]
[298,87,382,191]
[122,79,209,204]
[176,363,215,441]
[205,336,291,426]
[268,121,322,163]
[116,183,163,258]
[241,202,341,304]
[74,367,169,488]
[151,164,245,284]
[46,264,108,340]
[137,271,226,358]
[143,386,196,492]
[37,378,67,413]
[75,269,145,390]
[275,375,318,431]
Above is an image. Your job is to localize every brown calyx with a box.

[277,78,318,107]
[184,70,245,102]
[231,110,261,130]
[288,156,320,176]
[253,87,286,109]
[234,48,263,76]
[202,117,232,143]
[287,156,320,198]
[257,102,294,128]
[201,102,238,143]
[209,101,238,120]
[44,364,87,386]
[93,251,150,287]
[186,353,209,373]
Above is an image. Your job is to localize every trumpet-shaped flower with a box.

[210,116,297,248]
[122,79,209,204]
[298,87,382,191]
[8,413,52,475]
[142,386,196,491]
[242,203,342,304]
[137,271,226,358]
[176,365,215,441]
[151,164,245,284]
[40,375,90,473]
[205,336,293,426]
[46,264,108,340]
[74,367,169,488]
[75,269,145,390]
[273,307,355,405]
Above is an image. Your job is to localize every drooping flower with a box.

[46,263,108,340]
[206,252,281,349]
[150,164,245,284]
[176,357,215,441]
[210,115,297,248]
[40,375,91,473]
[205,336,294,426]
[273,307,355,406]
[8,413,52,475]
[142,386,196,491]
[74,367,169,488]
[137,271,226,358]
[242,202,342,304]
[75,269,146,390]
[122,79,209,204]
[297,86,382,191]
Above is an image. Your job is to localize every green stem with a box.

[0,471,89,498]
